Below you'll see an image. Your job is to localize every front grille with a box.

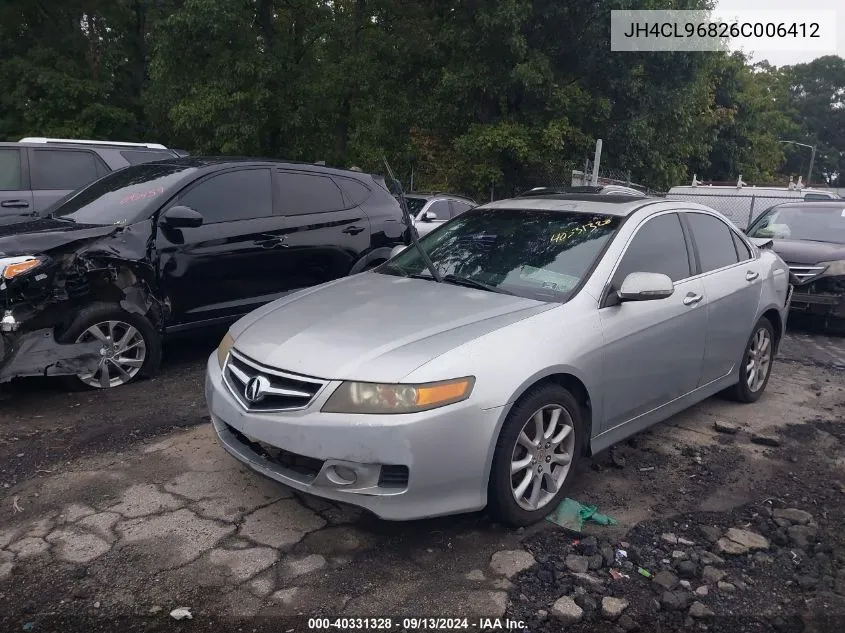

[378,465,409,489]
[788,264,828,284]
[223,349,327,412]
[225,423,324,480]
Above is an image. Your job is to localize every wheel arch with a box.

[761,306,784,353]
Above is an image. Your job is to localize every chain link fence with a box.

[662,191,816,229]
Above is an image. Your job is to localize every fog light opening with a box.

[326,465,358,486]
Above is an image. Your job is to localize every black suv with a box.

[0,158,407,388]
[0,138,185,226]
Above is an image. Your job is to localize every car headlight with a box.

[217,332,235,368]
[0,256,42,280]
[818,260,845,277]
[322,377,475,414]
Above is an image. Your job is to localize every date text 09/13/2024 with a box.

[307,618,528,631]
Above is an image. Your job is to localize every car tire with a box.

[364,260,385,271]
[58,303,162,390]
[488,383,583,527]
[723,317,775,403]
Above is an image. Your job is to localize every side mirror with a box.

[161,205,203,228]
[390,244,409,259]
[617,272,674,302]
[422,210,438,222]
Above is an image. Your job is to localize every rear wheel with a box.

[488,384,582,526]
[59,304,161,390]
[724,317,774,403]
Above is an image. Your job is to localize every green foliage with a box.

[0,0,842,192]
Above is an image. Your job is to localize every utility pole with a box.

[778,140,817,185]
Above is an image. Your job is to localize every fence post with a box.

[747,195,756,228]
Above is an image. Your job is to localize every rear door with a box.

[598,212,708,431]
[0,147,35,225]
[28,147,109,214]
[272,169,372,290]
[682,211,762,385]
[156,167,286,327]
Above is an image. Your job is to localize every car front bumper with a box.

[789,277,845,320]
[205,353,503,521]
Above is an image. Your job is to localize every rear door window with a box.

[30,149,103,190]
[686,212,741,273]
[333,176,370,207]
[0,149,22,190]
[276,171,345,215]
[179,168,273,224]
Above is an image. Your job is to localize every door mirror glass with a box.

[162,205,204,228]
[390,244,408,259]
[422,210,438,222]
[618,272,674,302]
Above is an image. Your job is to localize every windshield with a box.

[52,163,197,225]
[404,197,428,216]
[747,205,845,243]
[380,207,623,302]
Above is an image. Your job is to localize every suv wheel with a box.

[59,304,161,389]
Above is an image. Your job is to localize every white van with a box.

[667,176,840,229]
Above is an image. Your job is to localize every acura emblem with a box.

[244,375,271,403]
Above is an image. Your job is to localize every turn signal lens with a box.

[1,257,41,279]
[322,377,475,414]
[217,332,235,368]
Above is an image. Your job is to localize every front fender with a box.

[348,247,395,274]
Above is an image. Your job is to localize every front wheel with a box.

[58,304,161,389]
[724,317,775,403]
[488,384,582,526]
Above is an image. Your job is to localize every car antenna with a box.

[382,156,442,283]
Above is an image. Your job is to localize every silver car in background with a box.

[205,193,791,526]
[404,192,477,236]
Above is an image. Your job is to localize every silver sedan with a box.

[205,194,791,525]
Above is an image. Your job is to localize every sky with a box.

[717,0,843,66]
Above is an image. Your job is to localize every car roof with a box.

[137,156,378,178]
[483,194,664,217]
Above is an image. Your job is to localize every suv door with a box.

[0,147,35,225]
[598,212,708,431]
[682,211,762,385]
[156,167,283,327]
[272,170,371,290]
[28,148,108,214]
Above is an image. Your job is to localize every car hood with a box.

[0,217,118,257]
[230,272,555,382]
[770,239,845,265]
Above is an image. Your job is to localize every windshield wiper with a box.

[442,274,514,295]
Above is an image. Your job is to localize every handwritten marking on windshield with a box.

[550,217,613,244]
[119,186,164,205]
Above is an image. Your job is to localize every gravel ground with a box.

[0,319,842,633]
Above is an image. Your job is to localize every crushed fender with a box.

[546,497,618,532]
[0,329,102,382]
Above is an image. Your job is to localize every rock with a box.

[774,518,792,529]
[618,614,639,631]
[552,595,584,622]
[751,433,781,447]
[601,597,629,619]
[702,566,727,584]
[678,537,696,547]
[588,554,604,571]
[466,569,486,581]
[699,552,725,565]
[661,591,690,611]
[653,570,680,590]
[677,561,697,579]
[601,544,615,568]
[565,554,590,574]
[661,533,679,545]
[788,525,818,549]
[572,573,605,590]
[718,581,736,594]
[579,536,599,557]
[148,606,163,615]
[536,609,548,620]
[680,580,692,590]
[714,421,739,434]
[798,575,819,590]
[716,528,770,555]
[574,595,598,613]
[773,508,813,525]
[490,550,536,578]
[700,526,721,544]
[689,601,715,619]
[695,586,709,597]
[672,550,688,561]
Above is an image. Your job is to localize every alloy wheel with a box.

[75,320,147,388]
[510,404,576,511]
[746,327,772,393]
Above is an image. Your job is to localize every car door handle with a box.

[342,225,365,235]
[254,235,288,249]
[746,270,759,281]
[683,292,703,306]
[0,200,30,209]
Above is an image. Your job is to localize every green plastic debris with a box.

[546,497,618,532]
[637,567,652,578]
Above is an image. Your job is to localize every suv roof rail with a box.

[410,191,476,201]
[19,137,169,150]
